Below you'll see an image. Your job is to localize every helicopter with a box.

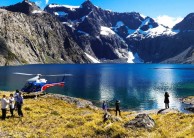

[13,72,73,94]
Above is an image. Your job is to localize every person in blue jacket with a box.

[102,101,108,113]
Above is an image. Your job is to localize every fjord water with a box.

[1,64,194,111]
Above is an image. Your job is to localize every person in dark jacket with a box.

[15,92,23,117]
[115,100,121,116]
[164,92,170,109]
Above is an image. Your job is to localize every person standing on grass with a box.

[14,89,19,110]
[16,92,23,117]
[102,101,108,113]
[9,94,15,117]
[164,92,170,109]
[115,100,121,116]
[1,95,9,120]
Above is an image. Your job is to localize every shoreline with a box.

[1,91,194,114]
[45,93,194,114]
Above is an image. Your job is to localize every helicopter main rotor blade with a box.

[13,72,38,76]
[27,76,40,82]
[14,72,73,77]
[43,74,73,77]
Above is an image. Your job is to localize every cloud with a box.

[35,1,42,7]
[155,15,183,28]
[46,0,49,5]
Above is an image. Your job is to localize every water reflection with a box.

[147,67,181,110]
[99,67,115,101]
[0,64,194,112]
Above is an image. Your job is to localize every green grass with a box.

[0,92,194,137]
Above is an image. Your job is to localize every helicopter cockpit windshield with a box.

[22,82,42,92]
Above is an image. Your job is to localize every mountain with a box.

[0,0,90,65]
[1,0,194,65]
[173,13,194,31]
[127,13,194,63]
[44,1,194,63]
[44,1,180,63]
[2,0,42,15]
[45,0,146,63]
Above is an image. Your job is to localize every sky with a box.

[1,0,194,28]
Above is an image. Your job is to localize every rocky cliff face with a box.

[0,0,90,66]
[173,13,194,31]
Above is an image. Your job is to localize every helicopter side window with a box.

[23,83,33,89]
[30,85,41,92]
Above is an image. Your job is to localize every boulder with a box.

[157,108,179,114]
[135,108,179,115]
[124,114,155,129]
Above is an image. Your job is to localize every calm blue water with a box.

[1,64,194,112]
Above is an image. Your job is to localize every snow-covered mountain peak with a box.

[127,24,179,39]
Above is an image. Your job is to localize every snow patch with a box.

[32,10,43,14]
[54,11,68,17]
[140,14,146,19]
[145,25,179,37]
[62,22,73,28]
[127,51,135,63]
[140,18,150,27]
[105,9,112,12]
[95,6,99,9]
[54,12,59,15]
[127,18,180,39]
[100,26,115,36]
[85,53,100,63]
[127,52,143,63]
[27,1,33,6]
[48,4,79,11]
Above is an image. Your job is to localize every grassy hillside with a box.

[0,92,194,137]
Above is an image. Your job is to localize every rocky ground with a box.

[180,96,194,112]
[0,92,194,137]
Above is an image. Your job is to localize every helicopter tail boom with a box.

[41,82,65,92]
